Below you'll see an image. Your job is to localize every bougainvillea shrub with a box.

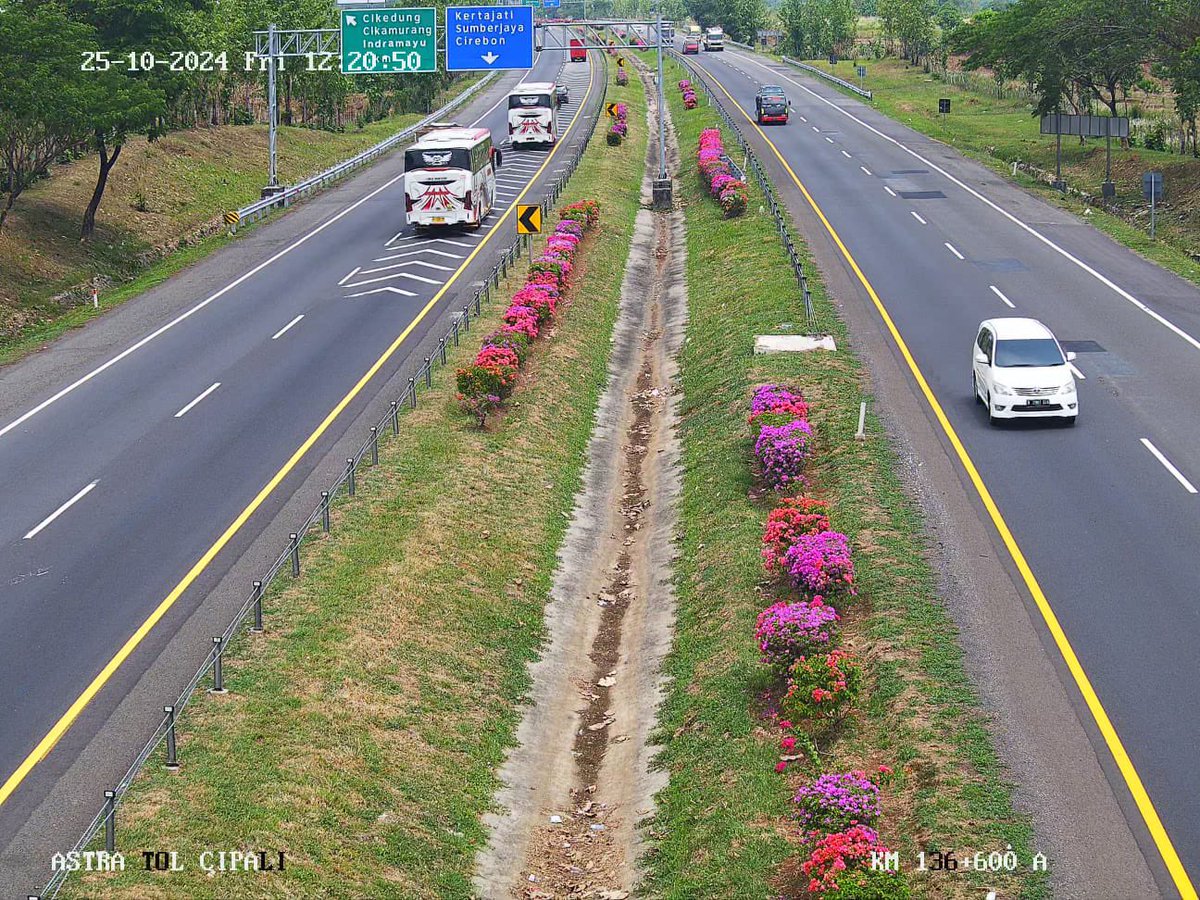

[762,497,833,574]
[783,648,865,721]
[783,530,855,597]
[800,826,901,896]
[755,599,840,671]
[750,384,810,422]
[792,770,884,834]
[558,199,600,230]
[754,419,814,489]
[480,329,532,365]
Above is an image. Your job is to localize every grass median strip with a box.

[61,78,649,900]
[640,55,1045,899]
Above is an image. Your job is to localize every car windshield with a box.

[994,338,1064,367]
[761,85,783,94]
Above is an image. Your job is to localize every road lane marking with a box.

[347,286,418,298]
[337,267,361,286]
[698,58,1199,899]
[345,271,443,288]
[399,237,474,249]
[384,229,406,247]
[0,52,597,811]
[884,185,896,197]
[271,315,304,340]
[799,115,807,122]
[812,125,819,132]
[824,136,834,144]
[360,260,455,276]
[860,165,872,175]
[911,211,927,225]
[373,249,462,263]
[174,382,221,418]
[727,48,1200,358]
[1068,362,1086,380]
[1141,439,1198,493]
[945,242,965,260]
[23,481,99,540]
[841,149,852,158]
[988,286,1017,312]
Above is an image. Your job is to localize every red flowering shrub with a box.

[762,497,832,573]
[474,344,519,369]
[558,199,600,230]
[456,360,518,427]
[800,825,896,896]
[481,330,532,364]
[502,304,540,338]
[783,648,864,721]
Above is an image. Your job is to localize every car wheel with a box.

[1063,415,1077,427]
[986,391,998,426]
[973,374,982,405]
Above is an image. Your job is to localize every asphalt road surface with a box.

[686,45,1200,900]
[0,47,600,893]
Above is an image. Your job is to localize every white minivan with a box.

[507,82,558,148]
[404,126,500,228]
[972,317,1078,425]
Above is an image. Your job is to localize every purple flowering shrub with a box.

[793,771,883,833]
[755,599,840,670]
[783,530,856,597]
[754,419,814,489]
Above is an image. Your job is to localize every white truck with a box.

[703,27,725,51]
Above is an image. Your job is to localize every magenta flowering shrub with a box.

[754,419,813,489]
[793,771,883,833]
[696,128,747,218]
[678,79,698,109]
[755,599,840,670]
[678,79,691,91]
[616,67,629,86]
[783,531,856,597]
[615,102,628,121]
[502,304,540,338]
[750,384,809,423]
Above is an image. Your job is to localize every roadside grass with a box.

[0,77,481,362]
[641,56,1047,899]
[61,77,648,899]
[794,56,1200,288]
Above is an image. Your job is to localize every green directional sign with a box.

[341,8,437,74]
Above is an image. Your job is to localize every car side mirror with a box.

[1066,351,1077,361]
[494,150,502,169]
[788,99,793,107]
[974,350,988,364]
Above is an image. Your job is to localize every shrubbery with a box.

[696,128,748,218]
[455,202,600,426]
[755,599,840,671]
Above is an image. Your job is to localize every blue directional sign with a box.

[446,6,535,71]
[543,0,561,7]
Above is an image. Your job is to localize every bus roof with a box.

[510,81,556,93]
[410,127,491,149]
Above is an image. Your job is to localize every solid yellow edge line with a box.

[0,58,598,810]
[698,60,1198,899]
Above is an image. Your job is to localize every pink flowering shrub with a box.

[720,181,748,217]
[750,384,809,423]
[793,770,884,833]
[783,531,855,597]
[755,599,840,671]
[502,304,540,338]
[762,497,832,573]
[696,128,747,218]
[616,67,629,86]
[481,329,531,364]
[754,419,814,489]
[800,826,899,896]
[474,344,519,370]
[558,199,600,230]
[529,255,571,287]
[783,648,864,721]
[615,102,628,120]
[678,79,691,91]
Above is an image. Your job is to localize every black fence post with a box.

[408,378,417,409]
[165,706,179,769]
[103,791,115,852]
[289,533,300,577]
[462,305,471,330]
[424,357,432,386]
[439,337,447,364]
[347,458,356,497]
[390,401,399,434]
[252,580,264,632]
[211,637,226,693]
[370,426,379,465]
[321,492,330,533]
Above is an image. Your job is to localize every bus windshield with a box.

[405,147,472,171]
[509,94,553,110]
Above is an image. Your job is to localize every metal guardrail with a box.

[39,52,609,900]
[230,72,500,232]
[780,56,873,99]
[671,50,817,327]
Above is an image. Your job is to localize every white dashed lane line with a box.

[271,315,304,340]
[23,481,99,540]
[945,242,965,260]
[337,267,361,286]
[884,186,897,197]
[911,211,927,225]
[841,150,852,158]
[174,382,221,419]
[1140,438,1198,494]
[860,166,872,176]
[989,285,1015,308]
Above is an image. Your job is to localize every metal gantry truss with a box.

[535,20,674,52]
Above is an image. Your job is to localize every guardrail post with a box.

[165,706,180,769]
[452,317,460,347]
[462,305,471,330]
[370,426,379,465]
[252,580,264,631]
[320,492,331,533]
[103,791,116,851]
[438,338,447,365]
[347,458,356,497]
[390,401,399,434]
[210,637,226,693]
[408,378,417,409]
[424,357,432,386]
[289,533,300,576]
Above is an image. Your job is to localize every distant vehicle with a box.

[404,127,498,229]
[569,38,586,62]
[508,82,558,147]
[685,24,702,38]
[972,317,1078,425]
[683,39,700,54]
[662,22,674,43]
[755,86,790,124]
[555,84,570,106]
[703,27,724,50]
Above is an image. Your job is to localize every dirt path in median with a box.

[474,74,687,900]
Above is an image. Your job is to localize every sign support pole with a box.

[1151,185,1156,239]
[656,0,666,182]
[267,24,279,193]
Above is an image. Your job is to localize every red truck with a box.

[569,38,586,62]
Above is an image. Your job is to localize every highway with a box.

[684,45,1200,899]
[0,47,600,892]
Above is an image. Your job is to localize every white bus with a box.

[404,126,500,228]
[507,82,558,148]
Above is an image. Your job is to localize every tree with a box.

[778,0,856,58]
[0,6,100,230]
